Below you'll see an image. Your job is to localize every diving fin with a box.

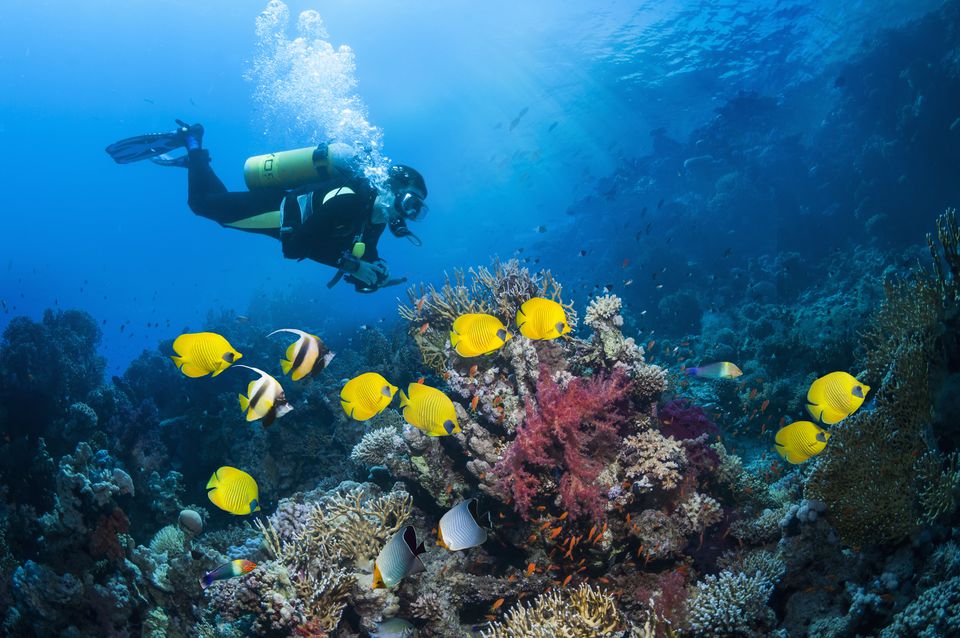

[149,152,190,168]
[105,119,203,164]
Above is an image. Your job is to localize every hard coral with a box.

[495,369,633,520]
[481,584,623,638]
[686,570,776,638]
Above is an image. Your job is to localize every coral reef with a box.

[481,584,623,637]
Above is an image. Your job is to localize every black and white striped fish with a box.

[268,328,335,381]
[234,365,293,427]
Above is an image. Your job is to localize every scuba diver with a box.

[106,120,427,292]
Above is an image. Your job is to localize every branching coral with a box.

[495,369,633,520]
[686,570,776,638]
[674,492,723,536]
[350,426,407,469]
[481,584,623,638]
[399,259,574,371]
[915,450,960,524]
[619,428,686,491]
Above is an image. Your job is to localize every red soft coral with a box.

[495,368,633,521]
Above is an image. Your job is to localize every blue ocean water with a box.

[1,1,959,636]
[0,0,943,374]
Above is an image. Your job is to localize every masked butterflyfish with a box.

[340,372,397,421]
[437,498,488,551]
[515,297,572,340]
[268,328,335,381]
[684,361,743,379]
[806,371,870,425]
[774,420,830,464]
[200,559,257,589]
[372,525,426,589]
[371,617,415,638]
[234,365,293,427]
[206,466,260,515]
[399,382,460,436]
[449,313,512,357]
[170,332,242,378]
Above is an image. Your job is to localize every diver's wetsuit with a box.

[186,149,385,269]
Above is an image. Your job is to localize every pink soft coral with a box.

[495,368,633,520]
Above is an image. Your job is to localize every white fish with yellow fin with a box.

[340,372,397,421]
[170,332,242,378]
[806,371,870,425]
[399,383,460,436]
[372,526,426,589]
[234,365,293,427]
[437,498,488,551]
[269,328,334,381]
[774,420,830,464]
[371,617,415,638]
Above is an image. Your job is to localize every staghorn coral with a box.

[914,450,960,524]
[495,369,633,520]
[686,570,776,638]
[481,584,623,638]
[717,548,786,584]
[619,428,686,491]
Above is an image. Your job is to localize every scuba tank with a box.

[243,142,356,190]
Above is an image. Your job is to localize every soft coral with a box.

[495,368,633,520]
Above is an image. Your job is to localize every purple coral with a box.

[495,369,633,520]
[659,400,720,441]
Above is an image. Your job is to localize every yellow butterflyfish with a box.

[516,298,571,340]
[340,372,397,421]
[206,466,260,515]
[449,313,512,357]
[806,371,870,425]
[170,332,242,378]
[774,420,830,464]
[399,382,460,436]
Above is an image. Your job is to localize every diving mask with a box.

[395,190,428,222]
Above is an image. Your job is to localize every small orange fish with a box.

[492,395,503,407]
[760,399,770,413]
[586,525,597,542]
[535,505,547,511]
[538,520,553,531]
[558,512,569,521]
[507,574,517,582]
[597,576,611,584]
[527,534,537,542]
[625,513,631,524]
[549,527,562,539]
[468,364,478,378]
[418,322,429,335]
[416,296,426,312]
[562,574,573,587]
[526,562,536,576]
[490,598,505,611]
[470,395,480,411]
[484,614,496,622]
[416,376,425,384]
[749,388,758,400]
[646,340,656,350]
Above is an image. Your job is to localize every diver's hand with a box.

[346,259,389,292]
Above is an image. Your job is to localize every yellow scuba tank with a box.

[243,142,354,190]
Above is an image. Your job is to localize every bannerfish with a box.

[450,313,512,357]
[373,526,426,589]
[806,371,870,425]
[268,328,335,381]
[515,297,571,340]
[341,372,397,421]
[371,617,416,638]
[399,383,460,436]
[206,466,260,515]
[684,361,743,379]
[775,420,830,464]
[199,559,257,589]
[170,332,242,378]
[235,365,293,427]
[437,498,488,551]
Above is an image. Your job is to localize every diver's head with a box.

[386,165,428,243]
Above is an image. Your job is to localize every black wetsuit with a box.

[186,149,385,269]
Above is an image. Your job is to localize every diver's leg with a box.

[186,150,285,238]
